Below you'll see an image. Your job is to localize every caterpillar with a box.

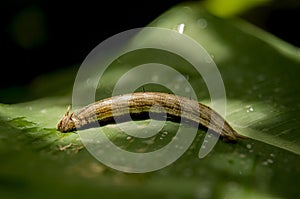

[57,92,245,141]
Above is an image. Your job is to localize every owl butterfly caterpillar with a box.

[57,92,245,141]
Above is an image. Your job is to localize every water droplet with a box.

[201,145,206,149]
[246,105,254,113]
[126,136,132,140]
[270,153,275,157]
[197,18,207,29]
[40,109,46,114]
[159,137,164,140]
[267,159,274,164]
[246,144,252,149]
[177,23,185,34]
[162,131,168,137]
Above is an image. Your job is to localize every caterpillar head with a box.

[57,106,76,132]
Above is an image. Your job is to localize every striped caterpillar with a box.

[57,92,244,141]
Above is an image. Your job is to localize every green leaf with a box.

[202,0,271,17]
[1,2,300,199]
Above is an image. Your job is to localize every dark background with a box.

[1,0,300,89]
